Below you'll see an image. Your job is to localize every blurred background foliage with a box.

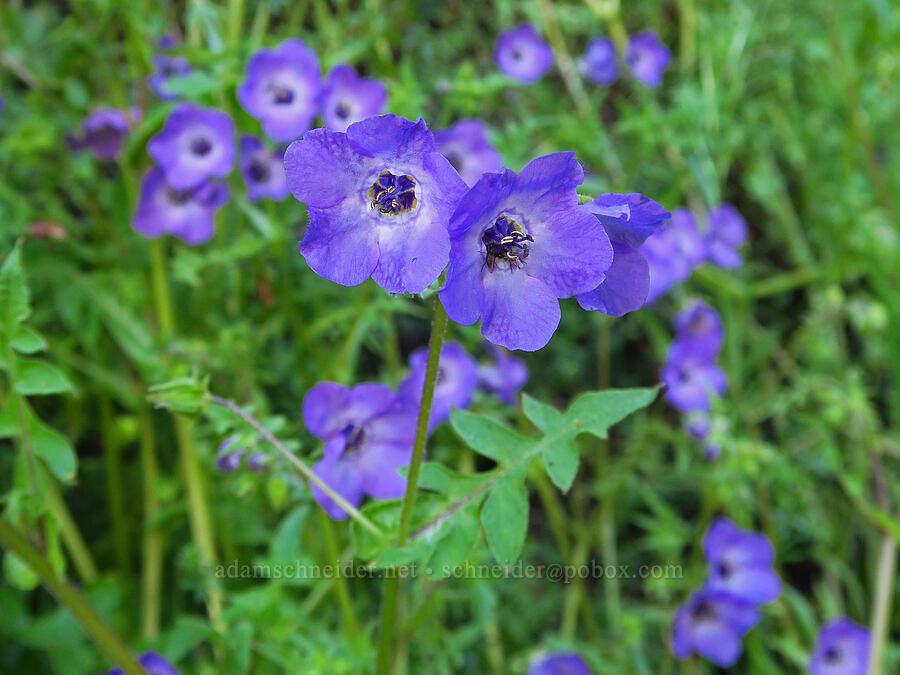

[1,0,900,673]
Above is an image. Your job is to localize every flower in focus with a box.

[576,193,671,316]
[132,166,229,245]
[398,342,479,429]
[478,343,528,406]
[321,64,388,133]
[148,104,235,191]
[673,299,724,360]
[661,342,727,413]
[809,617,870,675]
[625,31,671,87]
[434,119,504,188]
[642,208,706,303]
[703,517,781,605]
[284,114,467,293]
[440,153,612,351]
[70,108,130,161]
[495,25,554,84]
[671,589,759,667]
[240,135,288,202]
[303,382,416,519]
[704,203,748,269]
[148,54,192,101]
[237,39,321,142]
[580,37,618,86]
[528,651,592,675]
[108,651,180,675]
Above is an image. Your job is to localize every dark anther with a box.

[248,160,270,183]
[191,137,213,157]
[369,171,417,215]
[482,214,534,272]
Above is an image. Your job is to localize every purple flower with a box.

[704,443,722,461]
[434,119,504,188]
[625,31,671,87]
[132,166,229,245]
[673,300,724,360]
[478,343,528,406]
[528,651,592,675]
[73,108,130,161]
[703,517,781,605]
[704,203,747,269]
[237,39,321,142]
[148,104,235,191]
[398,342,479,429]
[809,617,870,675]
[440,153,612,351]
[108,652,180,675]
[575,193,670,316]
[240,136,288,202]
[580,37,618,86]
[215,436,245,473]
[495,25,554,84]
[671,589,760,667]
[148,55,192,101]
[321,63,388,133]
[685,412,711,440]
[303,382,416,519]
[642,208,706,303]
[284,114,467,294]
[661,342,727,413]
[247,452,268,472]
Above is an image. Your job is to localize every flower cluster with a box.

[661,300,727,457]
[580,31,671,87]
[809,617,870,675]
[672,517,781,667]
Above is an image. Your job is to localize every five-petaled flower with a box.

[495,25,554,84]
[398,342,479,430]
[434,119,504,188]
[703,517,781,605]
[809,617,870,675]
[671,589,760,667]
[320,64,388,133]
[239,135,288,202]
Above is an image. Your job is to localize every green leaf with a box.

[11,326,47,354]
[426,506,479,578]
[350,501,400,561]
[164,71,227,97]
[224,621,253,675]
[373,537,433,569]
[522,394,566,433]
[542,437,580,492]
[481,469,529,564]
[416,462,484,498]
[4,552,38,591]
[566,387,658,439]
[450,408,534,463]
[28,415,77,482]
[14,359,73,395]
[148,376,210,415]
[0,243,30,336]
[269,507,309,563]
[0,401,18,438]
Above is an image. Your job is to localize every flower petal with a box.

[576,240,649,315]
[284,128,367,209]
[299,208,380,287]
[481,270,561,351]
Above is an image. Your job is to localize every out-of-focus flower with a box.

[580,37,618,86]
[642,208,706,303]
[576,193,670,316]
[284,114,466,294]
[303,382,416,519]
[704,203,748,269]
[148,55,192,101]
[478,343,528,406]
[685,412,711,440]
[237,39,321,142]
[320,64,387,133]
[70,108,130,161]
[398,342,479,429]
[671,589,759,667]
[528,651,592,675]
[246,452,268,472]
[434,119,504,188]
[148,103,235,191]
[495,25,554,84]
[625,31,671,87]
[703,517,781,605]
[661,342,727,413]
[239,136,288,202]
[673,299,724,360]
[132,166,229,245]
[808,617,870,675]
[440,153,612,351]
[215,436,246,473]
[108,652,180,675]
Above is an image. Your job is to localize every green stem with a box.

[42,470,99,585]
[537,0,590,118]
[101,396,130,575]
[226,0,246,50]
[148,240,173,336]
[0,516,146,675]
[138,409,163,640]
[317,509,360,639]
[375,296,448,675]
[868,531,896,675]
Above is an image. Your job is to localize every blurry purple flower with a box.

[284,114,466,293]
[132,166,229,245]
[247,452,268,472]
[673,300,724,361]
[108,652,180,675]
[478,343,528,406]
[528,651,592,675]
[704,443,722,461]
[642,208,706,303]
[685,412,711,440]
[661,342,727,413]
[303,382,416,519]
[576,193,670,316]
[671,589,759,667]
[72,108,130,161]
[148,55,192,101]
[240,135,288,202]
[156,34,178,49]
[434,119,504,188]
[495,25,554,84]
[148,103,235,191]
[440,153,612,351]
[625,31,671,87]
[398,342,479,428]
[580,37,618,86]
[704,203,748,269]
[215,436,245,473]
[809,617,870,675]
[237,39,321,142]
[321,63,388,133]
[704,517,781,605]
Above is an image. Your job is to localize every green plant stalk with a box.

[101,395,130,575]
[226,0,245,50]
[375,296,448,675]
[41,469,99,585]
[0,516,146,675]
[138,409,163,640]
[317,509,360,639]
[537,0,589,118]
[868,530,896,675]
